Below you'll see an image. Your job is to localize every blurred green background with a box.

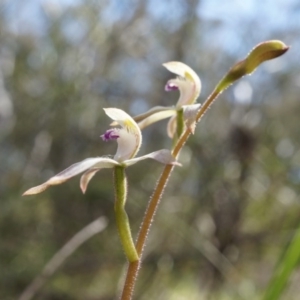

[1,0,300,299]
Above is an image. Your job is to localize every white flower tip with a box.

[22,183,49,196]
[167,116,176,139]
[80,179,87,194]
[80,186,87,194]
[183,103,201,135]
[187,124,196,135]
[163,61,187,77]
[171,160,182,167]
[80,169,100,194]
[103,108,135,126]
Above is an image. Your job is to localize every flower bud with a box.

[216,40,289,92]
[245,40,289,74]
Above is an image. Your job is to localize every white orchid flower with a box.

[23,108,180,196]
[134,62,202,138]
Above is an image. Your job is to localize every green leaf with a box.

[263,226,300,300]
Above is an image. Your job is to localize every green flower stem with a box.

[176,108,184,140]
[113,166,139,263]
[263,225,300,300]
[121,164,174,300]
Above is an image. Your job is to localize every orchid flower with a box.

[133,62,202,139]
[23,108,180,196]
[23,108,180,263]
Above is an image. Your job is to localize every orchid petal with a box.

[133,106,176,123]
[80,168,101,194]
[103,108,141,161]
[167,115,177,138]
[23,157,119,195]
[166,77,195,108]
[163,62,201,107]
[123,149,181,167]
[183,103,202,134]
[138,109,176,130]
[112,106,173,126]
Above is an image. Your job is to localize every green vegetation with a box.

[0,1,299,299]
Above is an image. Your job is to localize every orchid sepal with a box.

[23,157,120,196]
[183,103,202,135]
[165,104,202,138]
[80,168,102,194]
[133,106,175,123]
[137,109,176,130]
[167,116,177,139]
[124,149,181,167]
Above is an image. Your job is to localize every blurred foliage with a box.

[263,224,300,300]
[1,0,300,299]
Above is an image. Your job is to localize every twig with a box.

[19,216,108,300]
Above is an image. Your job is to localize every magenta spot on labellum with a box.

[101,129,119,141]
[165,82,179,91]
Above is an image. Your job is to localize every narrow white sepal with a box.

[23,157,119,195]
[167,115,177,138]
[80,168,101,194]
[138,109,176,130]
[123,149,181,167]
[133,106,176,123]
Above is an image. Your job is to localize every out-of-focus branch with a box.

[19,216,108,300]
